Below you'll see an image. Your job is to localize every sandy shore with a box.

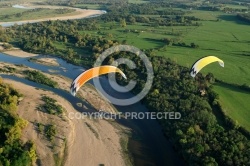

[3,50,38,57]
[4,79,127,166]
[0,42,4,50]
[29,57,60,66]
[2,50,59,66]
[0,42,38,57]
[0,5,105,25]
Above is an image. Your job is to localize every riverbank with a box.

[3,79,128,166]
[4,49,38,57]
[0,42,38,57]
[28,57,60,66]
[0,5,105,27]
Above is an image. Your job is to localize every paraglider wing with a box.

[190,56,224,77]
[70,65,127,96]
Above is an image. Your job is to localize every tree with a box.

[120,19,127,27]
[128,16,136,24]
[190,42,199,48]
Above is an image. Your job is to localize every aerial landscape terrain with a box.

[0,0,249,166]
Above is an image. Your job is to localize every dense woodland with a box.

[0,78,36,166]
[109,52,250,165]
[0,1,250,165]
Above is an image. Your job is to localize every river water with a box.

[0,53,185,165]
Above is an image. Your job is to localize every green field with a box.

[159,15,250,85]
[83,22,197,49]
[213,82,250,131]
[0,8,29,17]
[223,4,249,10]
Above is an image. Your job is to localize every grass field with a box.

[157,10,250,130]
[0,8,29,17]
[159,13,250,85]
[213,82,250,131]
[223,4,249,10]
[83,22,196,49]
